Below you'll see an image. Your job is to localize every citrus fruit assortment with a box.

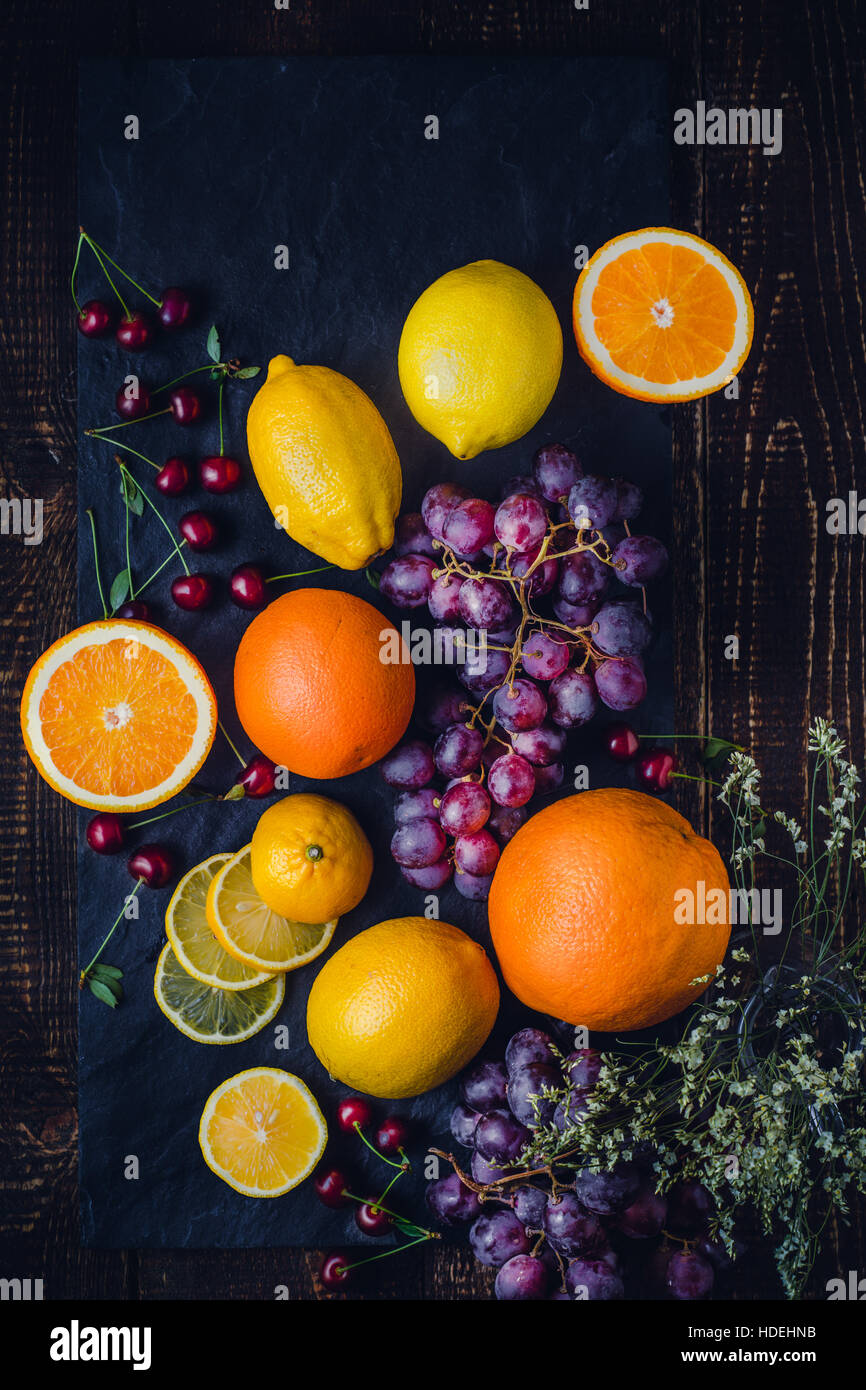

[198,1067,327,1197]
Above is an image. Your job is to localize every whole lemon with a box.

[398,260,563,460]
[306,917,500,1098]
[250,793,373,923]
[246,355,402,570]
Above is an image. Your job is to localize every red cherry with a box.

[229,564,268,610]
[171,574,213,610]
[355,1201,393,1237]
[336,1097,373,1133]
[78,300,114,338]
[116,600,153,621]
[179,510,218,551]
[86,813,125,855]
[155,457,190,496]
[169,386,202,425]
[127,843,175,888]
[636,748,679,791]
[604,721,640,762]
[158,287,193,330]
[116,311,154,351]
[314,1168,352,1210]
[200,455,241,493]
[115,384,152,420]
[376,1116,410,1156]
[320,1251,353,1292]
[234,755,277,799]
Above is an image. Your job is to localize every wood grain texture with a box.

[1,0,863,1300]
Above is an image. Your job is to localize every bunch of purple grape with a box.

[425,1026,732,1301]
[377,444,668,899]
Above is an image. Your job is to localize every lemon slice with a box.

[206,844,337,973]
[198,1066,327,1196]
[166,853,273,991]
[154,943,285,1044]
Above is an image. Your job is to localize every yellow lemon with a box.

[397,260,563,460]
[153,943,284,1045]
[205,844,337,973]
[246,355,402,570]
[165,853,273,990]
[198,1067,327,1197]
[306,917,500,1098]
[251,793,373,923]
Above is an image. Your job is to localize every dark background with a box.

[2,0,864,1300]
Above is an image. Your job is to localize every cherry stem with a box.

[71,231,85,315]
[341,1191,429,1232]
[638,733,744,749]
[80,879,142,982]
[124,540,188,606]
[81,229,161,307]
[334,1234,433,1277]
[218,376,225,456]
[80,232,132,320]
[670,771,723,789]
[115,458,190,576]
[129,795,217,830]
[352,1119,404,1170]
[375,1166,405,1209]
[89,409,172,433]
[153,362,222,396]
[218,721,247,769]
[87,433,160,471]
[85,508,108,620]
[267,564,335,582]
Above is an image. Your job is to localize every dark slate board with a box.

[77,56,671,1248]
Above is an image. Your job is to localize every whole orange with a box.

[488,788,730,1032]
[233,588,414,780]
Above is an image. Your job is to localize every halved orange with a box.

[20,619,217,811]
[574,228,753,402]
[198,1067,327,1197]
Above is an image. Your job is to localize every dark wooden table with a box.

[2,0,863,1300]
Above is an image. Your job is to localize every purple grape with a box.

[471,1151,509,1184]
[520,631,570,681]
[509,547,559,598]
[454,828,500,876]
[427,572,464,621]
[442,497,496,557]
[461,1059,508,1112]
[488,753,536,807]
[594,656,647,711]
[617,1182,667,1239]
[379,553,436,608]
[564,1049,602,1087]
[533,761,564,793]
[475,1109,532,1164]
[553,593,601,628]
[492,678,547,733]
[458,577,515,630]
[438,781,490,835]
[434,722,483,777]
[495,1254,549,1300]
[455,869,493,900]
[611,476,644,522]
[533,442,582,503]
[507,1063,560,1127]
[394,511,437,558]
[567,475,618,530]
[501,473,543,501]
[513,1185,549,1230]
[666,1179,713,1237]
[565,1257,624,1301]
[543,1194,604,1257]
[450,1103,481,1148]
[558,549,610,605]
[548,668,598,729]
[459,644,512,695]
[494,493,548,552]
[612,534,669,586]
[425,1172,481,1226]
[666,1250,715,1301]
[390,818,447,868]
[510,723,566,767]
[593,602,652,657]
[400,858,453,890]
[394,787,441,824]
[573,1163,641,1216]
[419,684,469,732]
[488,803,528,842]
[421,481,471,539]
[469,1210,531,1268]
[697,1234,742,1273]
[505,1027,557,1074]
[381,740,435,789]
[553,1088,590,1131]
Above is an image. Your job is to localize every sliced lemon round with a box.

[165,853,273,991]
[198,1066,327,1197]
[154,943,285,1045]
[205,844,337,973]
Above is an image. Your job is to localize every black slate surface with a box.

[77,56,671,1248]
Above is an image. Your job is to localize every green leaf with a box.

[109,569,131,609]
[365,566,381,591]
[235,365,261,379]
[702,736,737,763]
[90,963,123,981]
[209,367,223,380]
[88,977,119,1008]
[206,324,221,363]
[223,783,245,801]
[753,818,767,839]
[119,472,144,516]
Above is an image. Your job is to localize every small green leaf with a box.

[88,977,119,1008]
[365,566,381,591]
[702,736,736,763]
[753,818,767,839]
[110,569,131,609]
[119,472,144,516]
[209,367,223,380]
[235,365,261,379]
[206,324,221,363]
[223,783,246,801]
[90,963,123,981]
